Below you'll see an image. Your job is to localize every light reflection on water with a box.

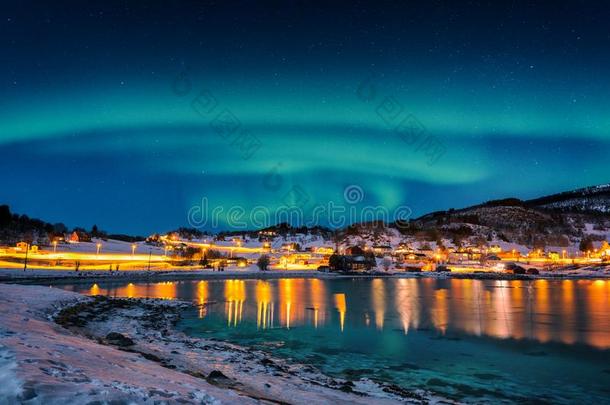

[78,277,610,349]
[59,277,610,403]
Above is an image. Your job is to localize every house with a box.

[313,246,334,255]
[449,246,484,262]
[548,251,560,261]
[372,245,392,256]
[527,249,545,258]
[401,252,428,267]
[417,247,436,258]
[258,230,277,238]
[281,242,300,252]
[329,254,374,272]
[345,246,365,256]
[68,230,91,243]
[16,241,29,251]
[16,242,37,253]
[600,241,610,258]
[489,244,502,254]
[347,255,370,271]
[592,240,610,258]
[68,231,80,243]
[394,243,413,254]
[280,253,314,267]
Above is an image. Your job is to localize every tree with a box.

[183,246,200,260]
[347,246,364,256]
[532,237,546,251]
[332,230,344,251]
[199,252,209,267]
[579,237,594,253]
[257,254,270,271]
[52,223,68,234]
[0,205,11,227]
[328,253,343,270]
[328,254,344,271]
[206,249,225,259]
[364,251,376,270]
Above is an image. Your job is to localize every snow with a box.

[0,284,249,404]
[56,238,166,254]
[0,267,337,283]
[0,283,445,404]
[0,345,21,401]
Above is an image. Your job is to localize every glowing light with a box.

[333,293,346,332]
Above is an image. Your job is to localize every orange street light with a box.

[131,243,137,256]
[52,240,58,253]
[96,242,102,255]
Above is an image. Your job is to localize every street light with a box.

[131,243,137,256]
[23,242,29,271]
[96,242,102,256]
[52,240,58,253]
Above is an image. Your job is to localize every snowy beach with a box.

[0,283,449,404]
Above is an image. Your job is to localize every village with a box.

[2,226,610,276]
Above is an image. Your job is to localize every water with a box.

[55,277,610,403]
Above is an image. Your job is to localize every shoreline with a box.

[2,265,610,285]
[0,283,447,404]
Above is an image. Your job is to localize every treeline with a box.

[0,205,144,245]
[0,205,65,245]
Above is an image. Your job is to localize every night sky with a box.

[2,1,610,234]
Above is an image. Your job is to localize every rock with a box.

[206,370,235,388]
[339,383,353,392]
[207,370,229,381]
[260,358,275,366]
[140,352,162,362]
[105,332,135,347]
[505,263,526,274]
[382,383,426,400]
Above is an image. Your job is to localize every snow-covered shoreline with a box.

[2,265,610,286]
[0,283,450,404]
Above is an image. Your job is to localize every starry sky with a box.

[2,1,610,234]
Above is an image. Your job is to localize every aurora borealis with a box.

[2,1,610,234]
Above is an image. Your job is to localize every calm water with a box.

[56,277,610,403]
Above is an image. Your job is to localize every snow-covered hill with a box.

[526,183,610,213]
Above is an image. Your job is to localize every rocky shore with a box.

[0,283,452,404]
